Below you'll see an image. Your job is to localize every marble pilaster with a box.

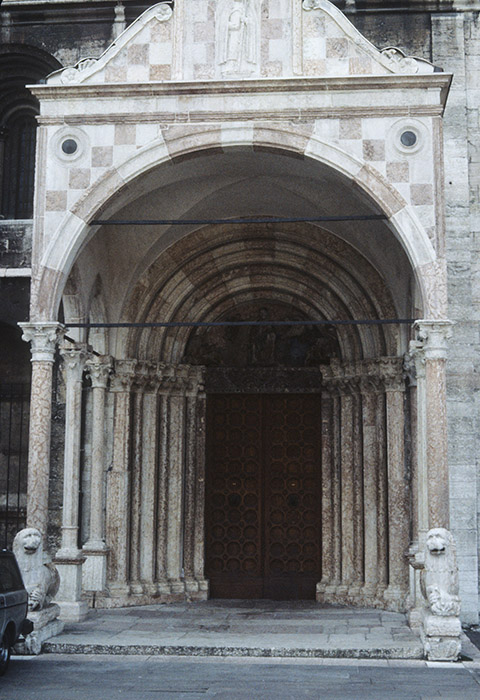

[19,322,65,536]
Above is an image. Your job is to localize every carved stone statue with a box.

[218,0,258,76]
[13,528,60,611]
[409,528,462,661]
[420,528,461,617]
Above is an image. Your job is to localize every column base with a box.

[57,599,89,623]
[82,549,108,592]
[54,558,86,612]
[383,585,408,612]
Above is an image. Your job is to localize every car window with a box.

[0,558,23,593]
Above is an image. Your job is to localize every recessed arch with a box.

[122,223,398,364]
[38,127,436,324]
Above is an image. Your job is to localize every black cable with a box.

[66,319,415,329]
[90,214,387,226]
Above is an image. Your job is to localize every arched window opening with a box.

[0,45,62,221]
[1,112,37,219]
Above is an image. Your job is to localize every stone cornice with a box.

[31,73,452,104]
[37,104,447,127]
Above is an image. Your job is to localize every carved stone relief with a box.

[216,0,259,77]
[183,304,340,368]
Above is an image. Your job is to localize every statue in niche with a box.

[218,0,258,77]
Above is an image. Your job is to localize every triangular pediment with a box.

[47,0,436,86]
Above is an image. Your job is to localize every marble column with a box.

[360,377,381,603]
[316,391,334,597]
[55,344,88,622]
[106,359,136,598]
[338,381,355,594]
[412,321,454,531]
[19,322,65,536]
[82,356,112,592]
[182,367,208,599]
[138,367,161,595]
[382,360,410,610]
[165,374,187,595]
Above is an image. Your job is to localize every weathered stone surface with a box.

[13,528,60,611]
[2,0,479,629]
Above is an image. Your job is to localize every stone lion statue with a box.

[420,528,460,617]
[13,528,60,611]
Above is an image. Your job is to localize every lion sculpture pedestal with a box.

[410,528,462,661]
[12,528,64,655]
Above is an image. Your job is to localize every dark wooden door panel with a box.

[263,395,322,600]
[205,394,321,600]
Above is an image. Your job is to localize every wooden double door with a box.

[205,394,322,600]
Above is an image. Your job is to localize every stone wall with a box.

[431,11,480,625]
[0,221,32,268]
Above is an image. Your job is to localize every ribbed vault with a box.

[122,222,399,363]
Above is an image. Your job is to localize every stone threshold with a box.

[42,641,424,659]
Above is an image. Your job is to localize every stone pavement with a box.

[41,601,428,658]
[3,655,480,700]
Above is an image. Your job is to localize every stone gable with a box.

[47,0,436,86]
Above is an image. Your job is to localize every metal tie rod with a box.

[66,319,415,329]
[90,214,387,226]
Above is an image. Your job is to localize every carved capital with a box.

[158,364,205,396]
[19,322,65,362]
[403,352,417,387]
[359,375,383,394]
[60,345,88,383]
[86,355,113,389]
[377,357,405,392]
[110,359,137,392]
[413,320,454,362]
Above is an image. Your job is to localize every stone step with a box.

[42,640,424,659]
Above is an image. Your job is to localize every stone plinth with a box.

[421,611,462,661]
[13,604,64,656]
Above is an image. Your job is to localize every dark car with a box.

[0,550,32,675]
